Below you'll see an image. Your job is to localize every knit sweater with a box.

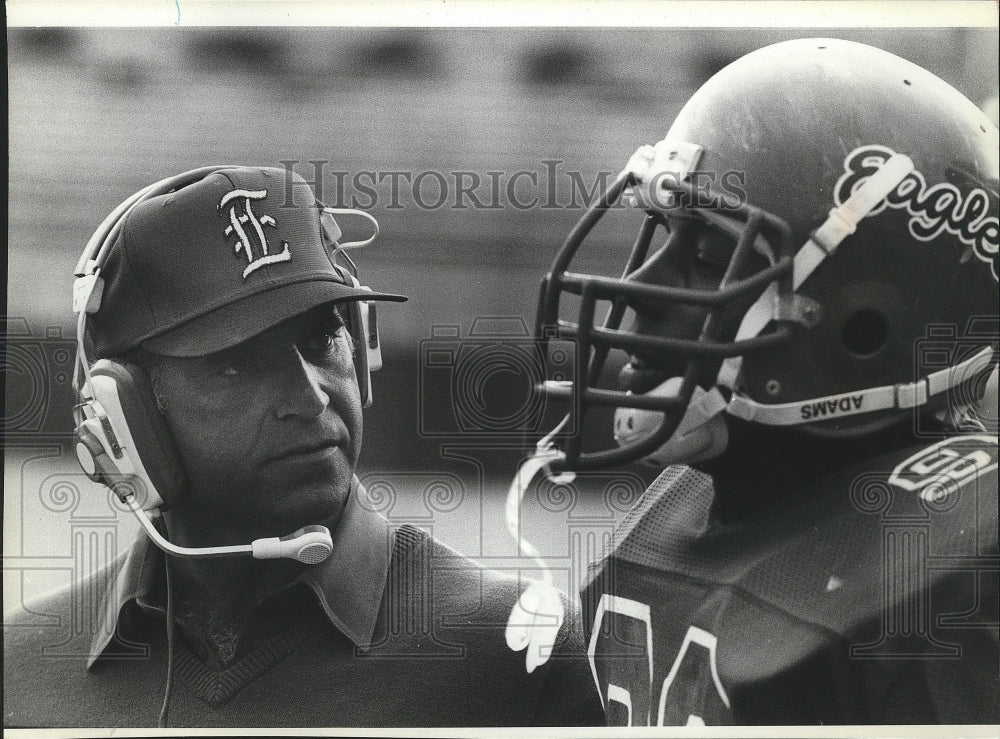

[4,522,603,728]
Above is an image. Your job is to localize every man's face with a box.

[619,221,735,393]
[152,303,362,538]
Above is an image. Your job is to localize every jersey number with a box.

[587,594,731,726]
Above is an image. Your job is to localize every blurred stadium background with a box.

[5,27,998,614]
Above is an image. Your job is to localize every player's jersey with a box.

[582,435,999,725]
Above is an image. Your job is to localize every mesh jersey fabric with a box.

[582,435,999,725]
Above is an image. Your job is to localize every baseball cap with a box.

[88,166,406,357]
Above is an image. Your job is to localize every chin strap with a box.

[623,347,994,463]
[727,346,996,425]
[794,152,915,287]
[729,152,915,350]
[614,151,990,459]
[715,150,970,427]
[504,418,575,673]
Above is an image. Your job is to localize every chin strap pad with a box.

[614,378,730,466]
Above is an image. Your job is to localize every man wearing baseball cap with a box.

[4,167,603,728]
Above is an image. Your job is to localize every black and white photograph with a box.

[4,2,999,735]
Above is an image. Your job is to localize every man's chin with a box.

[187,484,348,544]
[173,461,353,541]
[250,455,353,523]
[258,486,347,535]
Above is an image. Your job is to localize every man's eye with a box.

[302,323,352,359]
[304,332,337,354]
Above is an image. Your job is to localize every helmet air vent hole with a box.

[842,309,888,357]
[903,79,912,86]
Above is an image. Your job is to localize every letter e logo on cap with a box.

[219,188,292,279]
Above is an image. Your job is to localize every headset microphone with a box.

[121,493,333,564]
[250,526,334,564]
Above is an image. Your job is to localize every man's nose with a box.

[274,348,331,419]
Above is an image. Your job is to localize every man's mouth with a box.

[267,439,343,464]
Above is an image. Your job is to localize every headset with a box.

[71,167,386,564]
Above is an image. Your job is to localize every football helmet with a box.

[535,38,999,471]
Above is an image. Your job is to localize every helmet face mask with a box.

[536,168,797,470]
[534,38,999,472]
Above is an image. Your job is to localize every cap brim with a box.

[142,279,407,357]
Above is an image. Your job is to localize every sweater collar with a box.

[300,478,395,649]
[88,478,394,668]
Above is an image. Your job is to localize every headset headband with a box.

[72,166,386,403]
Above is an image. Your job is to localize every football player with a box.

[531,38,998,725]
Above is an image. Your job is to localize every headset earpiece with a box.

[327,261,382,409]
[320,208,388,409]
[353,294,382,408]
[74,359,187,510]
[73,169,232,511]
[343,298,378,408]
